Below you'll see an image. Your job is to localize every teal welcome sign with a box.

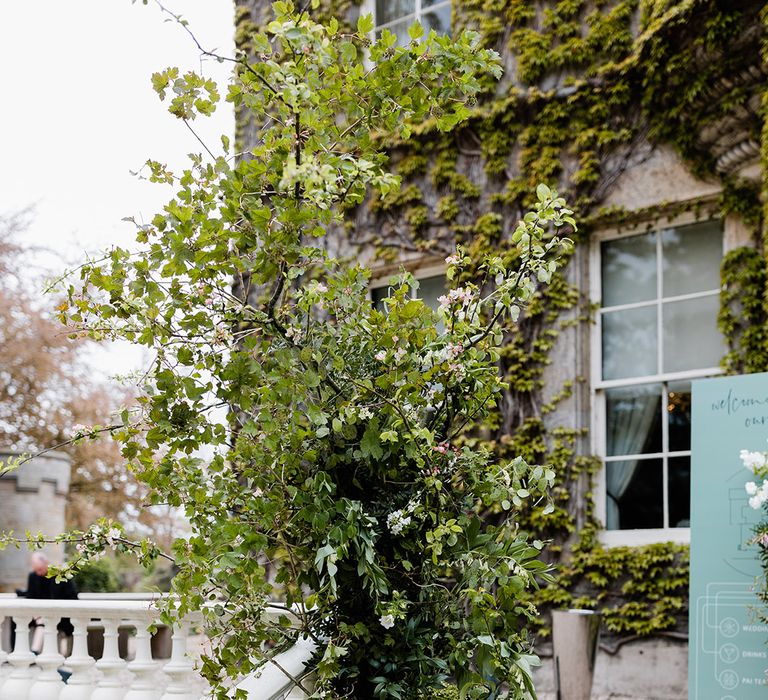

[691,374,768,698]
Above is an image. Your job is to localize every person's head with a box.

[30,552,49,576]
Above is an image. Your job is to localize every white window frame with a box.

[360,0,452,39]
[370,260,446,303]
[591,210,730,547]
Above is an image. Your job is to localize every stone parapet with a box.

[0,451,71,592]
[0,451,70,496]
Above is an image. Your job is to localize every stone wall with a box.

[0,451,71,592]
[534,638,688,700]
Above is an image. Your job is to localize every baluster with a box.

[159,622,195,700]
[0,618,8,684]
[91,617,129,700]
[60,616,96,700]
[124,619,159,700]
[28,616,66,699]
[0,615,37,700]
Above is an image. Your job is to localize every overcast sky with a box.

[0,1,235,377]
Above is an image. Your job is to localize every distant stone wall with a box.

[0,452,71,592]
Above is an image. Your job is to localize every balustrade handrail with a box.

[0,597,196,618]
[78,592,165,600]
[0,592,162,599]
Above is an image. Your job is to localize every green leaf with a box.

[360,420,384,460]
[340,41,357,63]
[408,22,424,40]
[357,13,374,34]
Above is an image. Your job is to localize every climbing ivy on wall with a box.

[235,0,767,640]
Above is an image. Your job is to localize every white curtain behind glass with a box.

[605,390,660,529]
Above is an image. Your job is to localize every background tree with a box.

[0,210,177,550]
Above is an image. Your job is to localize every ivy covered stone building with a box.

[236,0,765,696]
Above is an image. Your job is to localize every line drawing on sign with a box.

[695,582,767,697]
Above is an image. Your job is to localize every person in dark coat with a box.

[15,551,78,651]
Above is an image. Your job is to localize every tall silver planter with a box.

[552,608,601,700]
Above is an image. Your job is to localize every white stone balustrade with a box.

[0,596,318,699]
[0,597,206,700]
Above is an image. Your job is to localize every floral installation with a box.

[741,448,768,629]
[0,3,575,697]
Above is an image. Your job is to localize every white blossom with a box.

[749,494,765,510]
[747,481,768,510]
[386,509,412,535]
[285,325,302,341]
[740,449,768,473]
[379,614,395,629]
[437,286,473,311]
[212,326,232,345]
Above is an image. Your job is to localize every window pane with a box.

[423,0,450,7]
[417,275,447,312]
[601,305,658,380]
[601,232,656,307]
[668,456,691,527]
[662,221,722,297]
[371,286,388,311]
[422,5,451,35]
[606,384,662,457]
[662,295,723,373]
[606,458,663,530]
[376,0,415,25]
[667,381,692,452]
